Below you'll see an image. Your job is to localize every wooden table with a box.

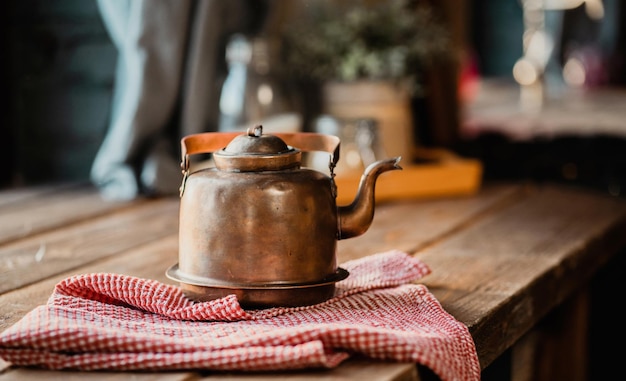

[2,181,626,380]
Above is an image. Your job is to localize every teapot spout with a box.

[337,157,402,240]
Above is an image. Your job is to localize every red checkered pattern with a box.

[0,250,480,381]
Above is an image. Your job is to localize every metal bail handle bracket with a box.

[178,129,341,197]
[275,132,341,199]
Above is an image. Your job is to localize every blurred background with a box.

[1,0,625,198]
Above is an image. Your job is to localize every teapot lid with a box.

[213,125,301,172]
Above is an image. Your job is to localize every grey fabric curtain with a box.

[92,0,263,200]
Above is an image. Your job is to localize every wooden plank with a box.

[0,198,179,294]
[0,360,417,381]
[418,184,626,369]
[204,358,419,380]
[0,184,136,244]
[0,183,88,207]
[0,369,196,381]
[337,183,521,262]
[0,235,179,332]
[510,288,590,381]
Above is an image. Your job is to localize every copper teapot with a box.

[166,125,401,308]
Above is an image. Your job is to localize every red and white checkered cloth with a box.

[0,250,480,381]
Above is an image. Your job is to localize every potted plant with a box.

[283,0,454,162]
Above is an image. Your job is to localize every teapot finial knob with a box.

[247,125,263,137]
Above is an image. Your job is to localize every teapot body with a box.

[179,166,338,286]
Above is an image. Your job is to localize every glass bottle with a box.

[218,34,299,133]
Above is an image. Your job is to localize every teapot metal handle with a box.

[179,131,341,197]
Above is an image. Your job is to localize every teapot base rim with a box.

[165,264,349,308]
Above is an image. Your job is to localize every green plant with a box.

[283,0,453,92]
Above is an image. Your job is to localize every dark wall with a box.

[470,0,626,83]
[469,0,524,78]
[1,0,116,187]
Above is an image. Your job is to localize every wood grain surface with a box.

[2,181,625,380]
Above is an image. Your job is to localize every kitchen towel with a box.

[0,250,480,381]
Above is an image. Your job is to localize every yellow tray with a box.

[334,148,483,204]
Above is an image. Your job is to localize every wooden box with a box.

[334,148,483,204]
